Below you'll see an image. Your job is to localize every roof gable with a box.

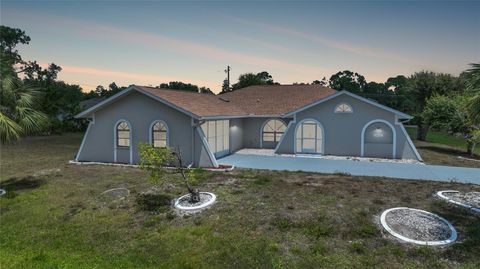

[283,90,412,119]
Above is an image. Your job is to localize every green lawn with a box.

[1,134,480,268]
[406,128,480,156]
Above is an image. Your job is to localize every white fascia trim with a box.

[283,90,412,119]
[196,127,219,168]
[396,121,423,161]
[274,120,294,153]
[360,119,396,158]
[75,121,93,161]
[75,85,200,119]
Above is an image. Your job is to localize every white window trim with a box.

[149,120,169,147]
[360,119,396,158]
[294,118,325,154]
[334,103,353,113]
[113,119,133,164]
[260,119,287,148]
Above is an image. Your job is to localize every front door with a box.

[296,120,323,154]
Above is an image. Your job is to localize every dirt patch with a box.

[0,176,46,192]
[135,192,172,211]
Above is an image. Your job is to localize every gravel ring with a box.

[437,190,480,214]
[380,207,457,246]
[101,188,130,200]
[174,192,216,211]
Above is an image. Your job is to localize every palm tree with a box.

[465,63,480,124]
[0,74,48,143]
[464,63,480,156]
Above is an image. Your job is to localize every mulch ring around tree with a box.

[174,192,216,214]
[380,207,457,246]
[437,190,480,214]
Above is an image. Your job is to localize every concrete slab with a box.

[218,153,480,185]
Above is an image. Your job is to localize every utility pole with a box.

[225,65,231,90]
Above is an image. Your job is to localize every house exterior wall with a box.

[230,118,244,153]
[76,90,420,166]
[238,118,292,149]
[76,91,194,164]
[275,94,420,160]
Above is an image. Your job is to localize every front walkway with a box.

[218,153,480,185]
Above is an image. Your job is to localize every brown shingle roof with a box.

[137,84,337,118]
[137,86,246,117]
[218,84,337,116]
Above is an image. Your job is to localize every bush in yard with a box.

[138,143,203,203]
[422,95,468,134]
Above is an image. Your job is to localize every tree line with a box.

[223,68,480,154]
[1,25,479,154]
[0,25,214,142]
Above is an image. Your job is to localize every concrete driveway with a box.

[218,153,480,185]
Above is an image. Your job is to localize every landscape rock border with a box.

[380,207,457,246]
[174,192,216,211]
[437,190,480,214]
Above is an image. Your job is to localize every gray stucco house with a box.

[75,84,422,167]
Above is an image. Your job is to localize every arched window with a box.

[116,121,130,147]
[295,119,324,154]
[361,119,396,158]
[151,121,168,147]
[262,119,286,143]
[334,103,353,113]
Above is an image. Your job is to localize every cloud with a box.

[10,10,333,77]
[39,63,218,91]
[224,14,416,65]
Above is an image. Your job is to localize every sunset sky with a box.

[2,1,479,93]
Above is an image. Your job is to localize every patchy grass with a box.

[415,141,480,168]
[405,128,480,167]
[1,133,480,268]
[425,132,478,155]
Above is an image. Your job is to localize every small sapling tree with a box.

[467,129,480,157]
[138,143,202,203]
